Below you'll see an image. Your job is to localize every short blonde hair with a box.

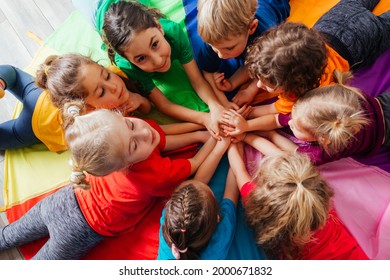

[197,0,257,44]
[245,153,333,259]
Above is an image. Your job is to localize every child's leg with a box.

[0,66,42,150]
[314,0,389,70]
[32,186,104,260]
[71,0,102,28]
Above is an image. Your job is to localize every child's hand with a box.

[221,99,240,111]
[235,104,253,119]
[213,72,234,92]
[231,133,247,143]
[122,92,144,114]
[232,87,255,106]
[208,104,225,140]
[221,109,249,136]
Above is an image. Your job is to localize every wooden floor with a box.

[0,0,75,260]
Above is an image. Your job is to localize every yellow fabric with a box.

[32,91,67,152]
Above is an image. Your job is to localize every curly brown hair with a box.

[245,22,328,100]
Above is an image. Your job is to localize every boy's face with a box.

[208,19,258,60]
[82,63,130,110]
[123,25,172,73]
[209,33,249,59]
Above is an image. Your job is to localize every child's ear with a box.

[156,20,164,35]
[248,19,258,35]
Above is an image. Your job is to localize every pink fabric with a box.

[319,158,390,260]
[244,146,390,259]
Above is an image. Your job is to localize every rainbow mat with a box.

[2,0,390,260]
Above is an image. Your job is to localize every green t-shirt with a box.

[96,0,208,112]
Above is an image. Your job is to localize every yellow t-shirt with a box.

[31,90,67,152]
[274,44,350,114]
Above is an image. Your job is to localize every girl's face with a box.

[288,112,317,142]
[117,117,160,165]
[123,25,172,73]
[82,63,130,109]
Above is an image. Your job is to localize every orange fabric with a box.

[320,44,350,86]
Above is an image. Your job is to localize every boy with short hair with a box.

[197,0,290,109]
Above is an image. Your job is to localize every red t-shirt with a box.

[240,182,368,259]
[75,120,191,236]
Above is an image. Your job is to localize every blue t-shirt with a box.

[157,198,236,260]
[197,0,290,74]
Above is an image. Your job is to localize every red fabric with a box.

[240,182,368,260]
[75,120,191,236]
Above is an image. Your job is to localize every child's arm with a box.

[125,92,152,114]
[221,109,281,136]
[232,79,259,107]
[223,168,240,205]
[194,136,231,184]
[164,131,210,152]
[227,143,251,190]
[149,87,218,138]
[161,122,205,135]
[255,130,298,153]
[188,136,222,175]
[182,60,226,137]
[214,66,251,92]
[243,131,298,157]
[204,71,239,110]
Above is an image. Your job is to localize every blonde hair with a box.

[62,104,130,189]
[162,180,219,260]
[293,70,370,156]
[197,0,257,44]
[245,153,334,259]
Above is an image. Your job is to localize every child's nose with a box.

[107,82,117,93]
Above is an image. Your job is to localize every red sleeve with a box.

[240,181,256,202]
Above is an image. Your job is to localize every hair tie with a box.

[44,66,50,76]
[332,120,341,129]
[181,229,186,233]
[67,105,80,117]
[70,171,85,185]
[171,244,188,260]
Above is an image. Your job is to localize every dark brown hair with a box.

[245,22,328,100]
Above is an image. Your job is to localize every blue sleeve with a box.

[197,43,221,73]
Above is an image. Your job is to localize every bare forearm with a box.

[189,137,217,175]
[244,133,284,156]
[246,113,281,132]
[164,131,209,152]
[161,122,204,135]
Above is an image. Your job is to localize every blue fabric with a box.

[157,198,237,260]
[0,65,42,150]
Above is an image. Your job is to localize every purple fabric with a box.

[350,48,390,97]
[349,47,390,172]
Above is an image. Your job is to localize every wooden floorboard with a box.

[0,0,75,260]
